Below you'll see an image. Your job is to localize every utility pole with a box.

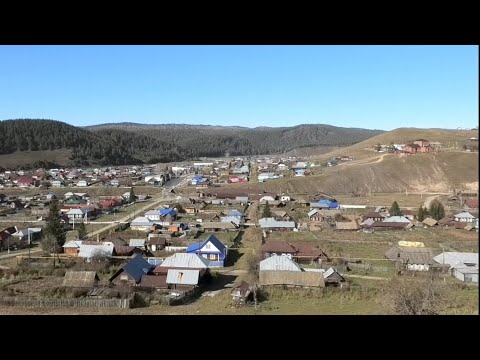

[27,228,31,267]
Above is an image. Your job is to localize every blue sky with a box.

[0,45,477,130]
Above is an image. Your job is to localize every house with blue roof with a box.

[186,234,228,267]
[109,254,154,286]
[311,199,339,209]
[160,208,177,221]
[226,209,242,219]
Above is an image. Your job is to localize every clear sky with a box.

[0,45,477,130]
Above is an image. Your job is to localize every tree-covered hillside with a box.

[0,119,383,167]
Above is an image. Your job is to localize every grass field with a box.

[0,149,73,168]
[1,274,476,315]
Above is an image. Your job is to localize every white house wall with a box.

[201,240,220,253]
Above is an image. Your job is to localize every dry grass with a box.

[312,128,479,162]
[0,150,72,168]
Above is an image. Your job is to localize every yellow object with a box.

[398,241,425,248]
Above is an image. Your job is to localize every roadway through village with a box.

[86,176,189,238]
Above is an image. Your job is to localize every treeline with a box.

[0,119,383,167]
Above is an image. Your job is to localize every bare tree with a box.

[383,273,446,315]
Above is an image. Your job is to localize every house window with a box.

[205,244,210,249]
[209,254,217,261]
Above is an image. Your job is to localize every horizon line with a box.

[0,118,478,132]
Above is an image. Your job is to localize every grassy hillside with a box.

[228,152,478,194]
[310,128,479,162]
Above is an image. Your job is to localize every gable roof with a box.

[383,216,411,223]
[158,253,209,269]
[78,242,114,259]
[113,254,154,283]
[258,218,295,229]
[260,256,302,271]
[129,238,146,247]
[307,209,320,217]
[226,209,242,217]
[160,208,177,216]
[385,246,435,265]
[63,271,99,287]
[186,234,227,253]
[454,211,476,219]
[130,217,154,225]
[433,252,478,267]
[63,240,83,248]
[220,216,241,225]
[202,221,237,229]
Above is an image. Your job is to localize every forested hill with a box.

[87,122,384,155]
[0,119,383,167]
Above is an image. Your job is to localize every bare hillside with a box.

[229,152,478,194]
[310,128,479,162]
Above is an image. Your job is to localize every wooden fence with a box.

[0,296,131,309]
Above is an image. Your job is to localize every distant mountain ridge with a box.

[1,118,384,168]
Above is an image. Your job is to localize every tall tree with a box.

[390,201,402,216]
[77,222,87,240]
[429,200,445,220]
[262,201,272,218]
[417,206,428,222]
[44,199,66,250]
[129,186,136,203]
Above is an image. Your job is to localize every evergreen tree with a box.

[429,200,445,220]
[262,201,272,218]
[44,200,66,250]
[417,206,427,222]
[390,201,402,216]
[129,187,136,203]
[77,222,87,240]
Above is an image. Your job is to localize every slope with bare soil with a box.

[228,152,478,195]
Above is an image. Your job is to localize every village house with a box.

[261,241,329,264]
[66,208,95,223]
[464,198,479,209]
[271,211,291,221]
[259,256,325,288]
[51,180,64,187]
[78,241,115,262]
[258,218,296,231]
[77,180,88,187]
[319,267,346,287]
[454,211,477,223]
[130,217,155,232]
[385,246,435,272]
[186,234,228,267]
[16,175,38,188]
[62,240,83,256]
[433,252,478,283]
[109,254,154,286]
[362,212,385,222]
[202,221,238,232]
[144,210,161,221]
[335,221,360,231]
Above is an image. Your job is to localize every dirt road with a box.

[87,176,189,238]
